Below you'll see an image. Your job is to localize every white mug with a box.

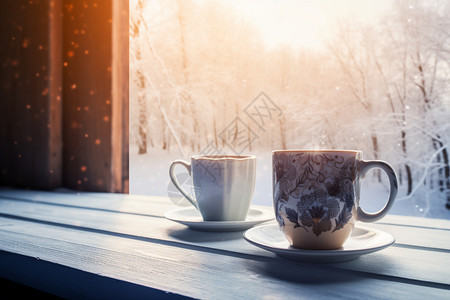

[273,150,398,250]
[169,155,256,221]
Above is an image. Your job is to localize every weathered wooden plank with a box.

[1,188,450,230]
[62,0,113,192]
[1,191,448,251]
[0,217,448,299]
[365,222,450,250]
[0,188,173,217]
[0,0,63,190]
[0,198,449,286]
[379,214,450,230]
[112,0,129,193]
[0,195,448,253]
[0,0,128,193]
[0,251,189,299]
[62,0,128,193]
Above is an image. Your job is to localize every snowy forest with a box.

[130,0,450,217]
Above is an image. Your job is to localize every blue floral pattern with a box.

[273,152,358,237]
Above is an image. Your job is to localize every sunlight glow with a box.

[230,0,394,50]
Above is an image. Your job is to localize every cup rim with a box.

[272,149,362,154]
[192,155,256,161]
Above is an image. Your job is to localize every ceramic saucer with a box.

[164,206,275,232]
[243,224,395,263]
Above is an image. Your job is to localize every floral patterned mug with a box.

[273,150,398,250]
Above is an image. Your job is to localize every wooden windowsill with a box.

[0,188,449,299]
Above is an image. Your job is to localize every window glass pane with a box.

[130,0,450,219]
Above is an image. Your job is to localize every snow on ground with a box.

[130,147,450,220]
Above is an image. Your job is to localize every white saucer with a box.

[243,224,395,263]
[164,207,275,232]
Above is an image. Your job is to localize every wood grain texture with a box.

[1,188,449,228]
[0,216,449,299]
[0,1,128,193]
[0,0,63,190]
[61,1,129,193]
[0,198,448,287]
[112,0,129,193]
[0,189,449,299]
[0,250,189,299]
[62,0,113,192]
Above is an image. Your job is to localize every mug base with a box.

[283,223,354,250]
[200,210,250,222]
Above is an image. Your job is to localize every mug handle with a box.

[357,160,398,222]
[169,160,199,210]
